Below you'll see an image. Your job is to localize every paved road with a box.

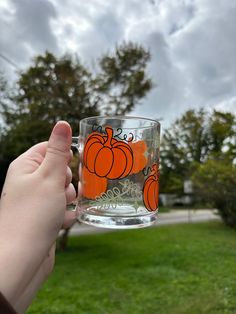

[66,209,220,236]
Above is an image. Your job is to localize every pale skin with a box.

[0,121,77,314]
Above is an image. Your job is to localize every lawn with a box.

[28,222,236,314]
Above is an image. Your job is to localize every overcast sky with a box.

[0,0,235,129]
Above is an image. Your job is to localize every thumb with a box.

[40,121,72,179]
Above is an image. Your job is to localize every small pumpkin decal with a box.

[129,140,148,174]
[81,167,107,200]
[83,127,134,179]
[143,163,159,211]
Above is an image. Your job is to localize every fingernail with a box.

[53,121,71,138]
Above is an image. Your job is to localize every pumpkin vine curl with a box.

[90,179,142,210]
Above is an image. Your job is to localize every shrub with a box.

[192,160,236,228]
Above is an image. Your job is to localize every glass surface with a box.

[76,116,160,229]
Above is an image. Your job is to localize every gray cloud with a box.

[0,0,58,78]
[0,0,235,128]
[12,0,58,52]
[127,0,236,127]
[50,0,124,62]
[79,8,123,61]
[172,0,236,103]
[132,31,188,127]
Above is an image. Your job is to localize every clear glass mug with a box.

[72,116,160,229]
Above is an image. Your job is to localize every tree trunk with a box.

[57,227,71,251]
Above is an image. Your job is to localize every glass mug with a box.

[72,116,160,229]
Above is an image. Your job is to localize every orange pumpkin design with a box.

[83,127,134,179]
[81,167,107,199]
[129,140,148,174]
[143,163,159,211]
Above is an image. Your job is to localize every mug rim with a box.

[80,115,161,128]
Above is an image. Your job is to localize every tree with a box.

[192,160,236,228]
[160,109,236,193]
[0,52,99,158]
[208,111,236,161]
[0,43,153,162]
[0,74,12,189]
[95,42,153,115]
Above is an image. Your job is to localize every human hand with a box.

[0,121,77,313]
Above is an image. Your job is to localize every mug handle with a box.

[71,136,80,151]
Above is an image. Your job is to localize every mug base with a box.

[77,212,158,229]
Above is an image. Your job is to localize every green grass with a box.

[159,205,214,212]
[159,206,171,212]
[28,222,236,314]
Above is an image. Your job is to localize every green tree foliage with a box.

[0,42,153,164]
[0,74,9,106]
[192,160,236,228]
[1,52,99,158]
[96,42,152,115]
[208,111,236,160]
[160,109,236,193]
[0,74,14,189]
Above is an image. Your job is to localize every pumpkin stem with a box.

[104,127,114,147]
[152,163,157,173]
[152,163,158,180]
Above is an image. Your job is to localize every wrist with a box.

[0,240,24,307]
[0,230,44,307]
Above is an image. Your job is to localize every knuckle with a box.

[47,146,70,160]
[26,153,44,166]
